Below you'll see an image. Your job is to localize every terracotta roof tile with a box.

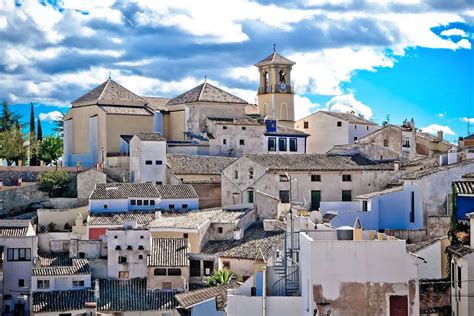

[175,283,238,309]
[167,154,236,175]
[148,238,188,267]
[167,82,248,106]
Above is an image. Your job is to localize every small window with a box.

[279,190,290,203]
[154,268,167,276]
[103,204,108,209]
[156,160,162,165]
[168,268,182,276]
[303,121,309,129]
[118,256,127,264]
[248,190,254,203]
[78,252,86,258]
[223,126,227,130]
[242,126,246,130]
[137,200,143,206]
[342,190,352,201]
[223,261,230,269]
[190,260,201,277]
[138,245,144,250]
[383,139,389,147]
[131,200,136,206]
[138,255,143,260]
[182,204,188,209]
[362,200,368,212]
[145,160,152,165]
[119,271,129,279]
[451,262,455,288]
[278,138,287,151]
[234,170,239,179]
[268,137,276,152]
[150,200,155,206]
[127,245,133,250]
[279,175,289,182]
[240,139,245,145]
[169,204,175,210]
[337,121,342,127]
[183,233,189,239]
[114,235,118,239]
[353,137,358,141]
[289,138,297,152]
[37,280,50,289]
[458,266,462,288]
[73,280,85,287]
[311,174,321,182]
[156,181,162,185]
[223,139,227,145]
[140,235,144,239]
[366,126,369,130]
[144,200,149,206]
[355,125,357,129]
[342,174,352,182]
[18,279,25,287]
[249,168,254,179]
[115,245,121,250]
[218,227,223,234]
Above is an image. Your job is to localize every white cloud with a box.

[456,39,471,49]
[438,112,446,118]
[440,28,467,37]
[420,124,455,136]
[325,94,373,119]
[461,117,474,123]
[294,95,321,120]
[39,110,63,122]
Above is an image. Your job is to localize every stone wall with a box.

[384,229,429,243]
[427,216,451,239]
[419,279,451,315]
[0,183,49,216]
[0,166,77,186]
[77,168,107,199]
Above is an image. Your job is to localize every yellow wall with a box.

[257,92,294,122]
[64,105,104,154]
[168,109,186,141]
[105,114,153,153]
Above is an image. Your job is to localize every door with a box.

[389,295,408,316]
[311,190,321,210]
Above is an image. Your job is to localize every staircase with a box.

[271,232,301,296]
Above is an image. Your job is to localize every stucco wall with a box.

[105,114,154,154]
[129,137,166,184]
[77,168,107,199]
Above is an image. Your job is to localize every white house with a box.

[0,220,38,315]
[89,182,199,212]
[129,132,167,185]
[294,110,380,154]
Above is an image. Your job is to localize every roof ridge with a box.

[98,79,111,101]
[198,82,206,101]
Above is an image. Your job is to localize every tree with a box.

[0,100,21,132]
[37,116,43,141]
[29,103,39,166]
[38,170,71,197]
[53,112,64,136]
[39,135,63,165]
[205,269,234,286]
[0,123,27,165]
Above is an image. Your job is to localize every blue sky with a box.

[0,0,473,142]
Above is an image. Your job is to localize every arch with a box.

[264,71,270,92]
[280,103,288,120]
[279,70,286,83]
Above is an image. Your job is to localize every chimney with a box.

[437,130,443,142]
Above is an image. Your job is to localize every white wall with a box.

[414,241,442,279]
[32,274,91,291]
[130,137,167,184]
[227,295,303,316]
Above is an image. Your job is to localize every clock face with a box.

[280,82,287,90]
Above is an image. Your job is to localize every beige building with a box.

[295,110,380,154]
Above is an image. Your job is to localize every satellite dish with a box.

[309,211,323,224]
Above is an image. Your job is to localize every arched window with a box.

[249,168,254,180]
[264,71,270,92]
[279,70,286,83]
[280,103,288,120]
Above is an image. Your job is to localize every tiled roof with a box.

[148,238,188,267]
[167,154,237,175]
[210,207,253,224]
[463,173,474,179]
[96,279,179,311]
[32,279,179,313]
[406,238,443,253]
[99,106,152,116]
[72,79,147,106]
[244,154,394,172]
[0,219,31,237]
[264,125,309,137]
[156,184,198,199]
[201,222,284,260]
[88,210,157,226]
[175,283,238,309]
[255,52,295,66]
[32,253,91,276]
[167,82,248,106]
[402,159,474,180]
[90,183,197,200]
[319,110,377,125]
[207,117,307,137]
[134,132,166,142]
[32,289,93,313]
[453,181,474,195]
[143,97,171,111]
[447,244,474,257]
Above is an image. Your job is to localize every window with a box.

[458,266,462,288]
[248,190,254,203]
[311,190,321,210]
[337,121,342,127]
[182,204,188,209]
[162,282,172,290]
[114,235,118,239]
[303,121,309,129]
[311,174,321,182]
[137,200,143,206]
[154,268,167,276]
[168,268,182,276]
[127,245,133,250]
[144,200,149,206]
[234,170,239,179]
[118,256,127,264]
[383,139,389,147]
[138,245,144,250]
[249,168,254,179]
[119,271,129,279]
[145,160,152,165]
[268,137,276,151]
[289,138,297,152]
[37,280,50,289]
[223,261,230,269]
[223,126,227,130]
[190,260,201,277]
[7,248,31,261]
[353,137,358,141]
[183,233,188,239]
[156,160,162,165]
[103,204,108,209]
[131,200,136,206]
[342,174,352,182]
[342,190,352,202]
[78,252,85,258]
[362,200,368,212]
[278,138,287,151]
[366,126,369,130]
[218,227,223,234]
[279,190,290,203]
[451,262,455,288]
[138,255,143,260]
[239,139,245,145]
[73,280,85,287]
[169,204,175,210]
[115,245,121,250]
[410,191,415,223]
[156,181,162,185]
[140,235,144,239]
[150,200,155,206]
[18,279,25,287]
[204,261,214,276]
[355,125,357,129]
[223,139,227,145]
[242,126,246,130]
[279,174,289,182]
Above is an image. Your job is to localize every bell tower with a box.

[255,46,296,127]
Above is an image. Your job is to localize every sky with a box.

[0,0,473,142]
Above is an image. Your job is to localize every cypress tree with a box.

[37,116,43,141]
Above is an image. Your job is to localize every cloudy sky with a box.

[1,0,473,141]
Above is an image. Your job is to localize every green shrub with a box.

[205,269,234,286]
[38,171,71,197]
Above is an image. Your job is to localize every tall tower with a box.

[255,47,296,127]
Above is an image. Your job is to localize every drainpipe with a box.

[262,266,267,316]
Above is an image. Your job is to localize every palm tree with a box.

[205,269,234,286]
